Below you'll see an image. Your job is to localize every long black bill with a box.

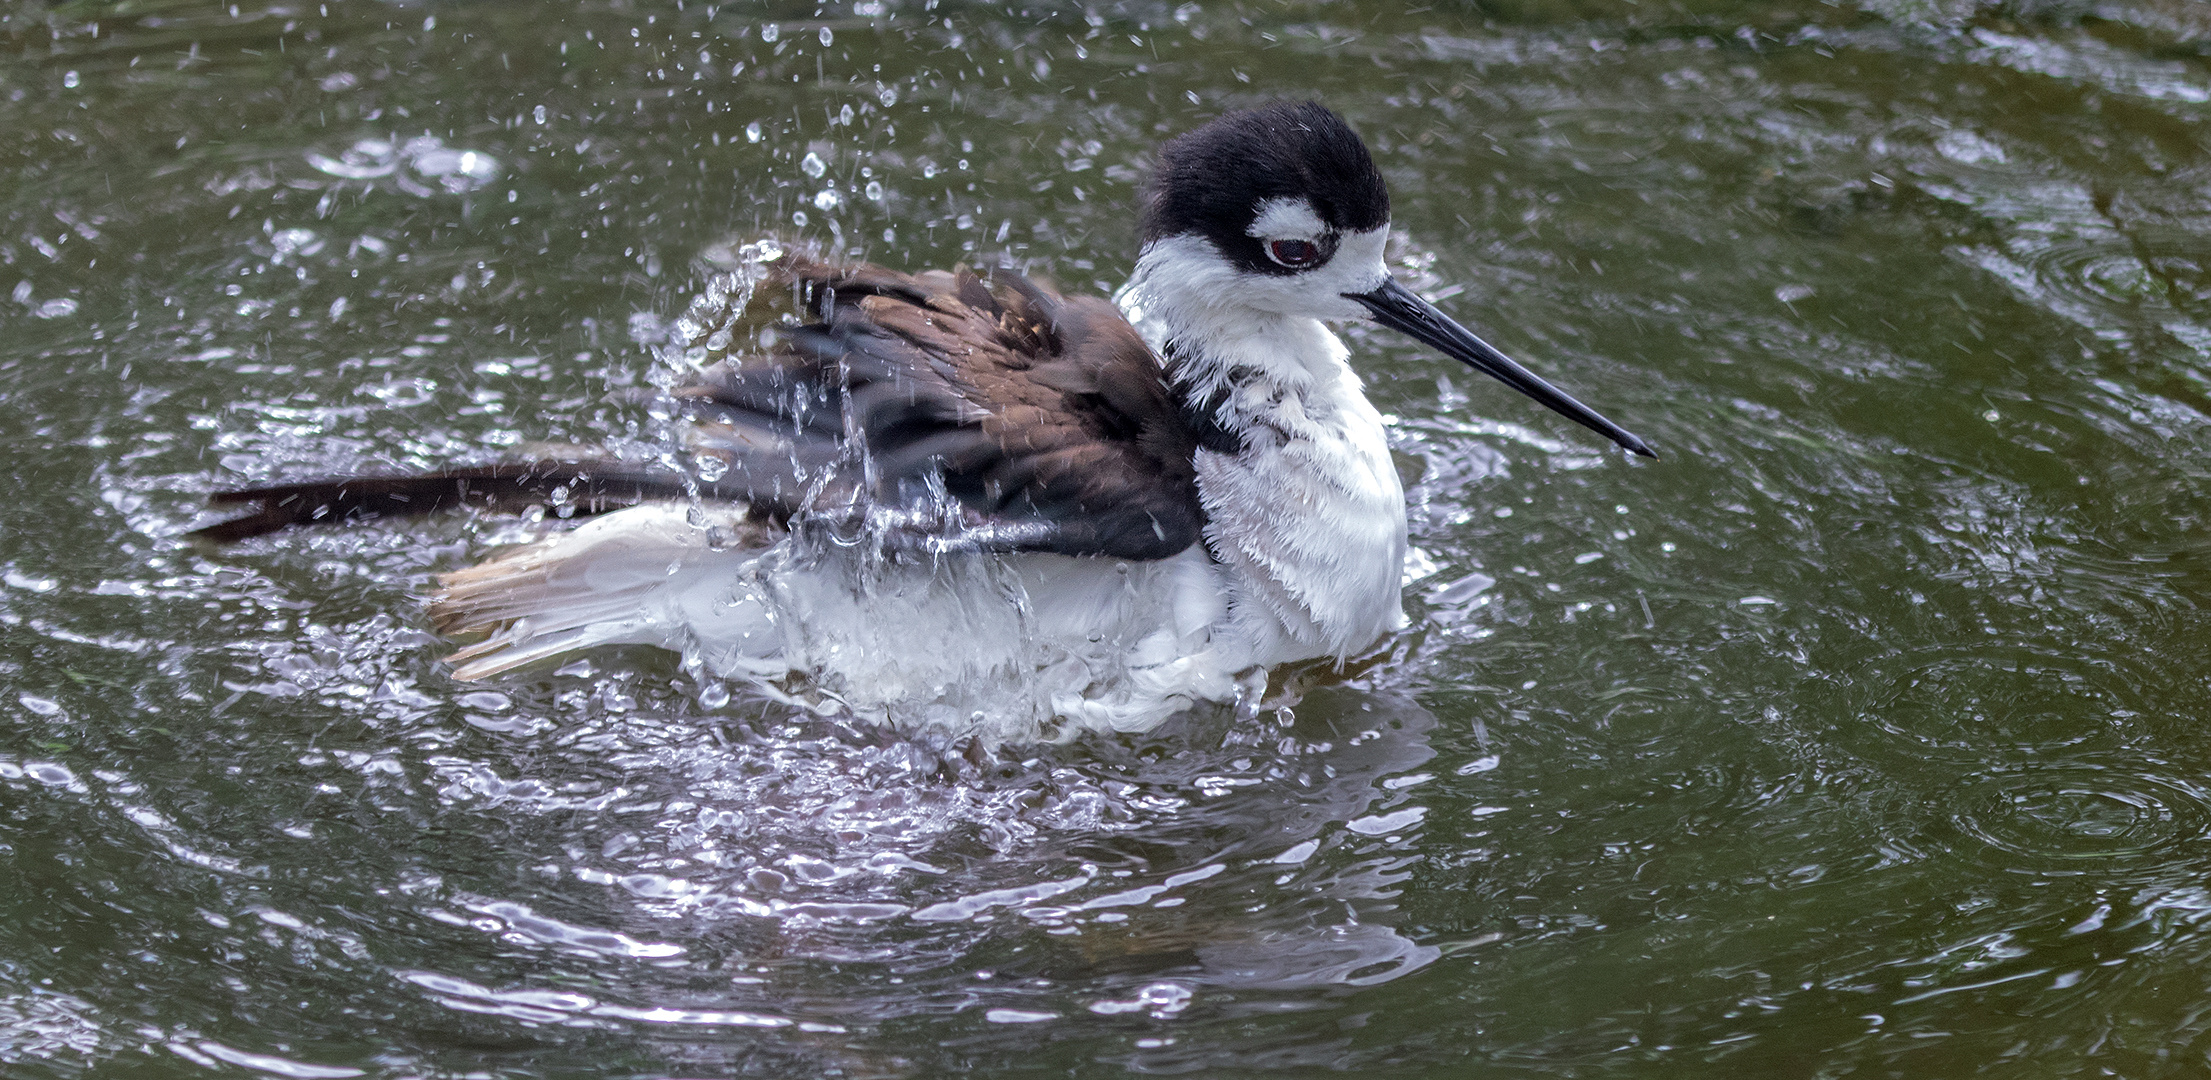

[1345,278,1656,460]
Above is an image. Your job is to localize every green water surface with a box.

[4,0,2211,1076]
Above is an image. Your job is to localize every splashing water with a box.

[7,0,2211,1076]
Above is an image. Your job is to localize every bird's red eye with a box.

[1267,239,1322,268]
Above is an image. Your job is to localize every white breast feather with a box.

[1119,239,1411,665]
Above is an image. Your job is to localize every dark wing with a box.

[187,460,711,542]
[677,256,1204,559]
[193,255,1206,561]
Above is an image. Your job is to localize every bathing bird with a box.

[194,101,1654,740]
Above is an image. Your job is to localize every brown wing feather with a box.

[194,253,1207,561]
[681,255,1206,560]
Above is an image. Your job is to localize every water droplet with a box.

[819,27,834,46]
[813,188,842,211]
[698,682,731,709]
[877,84,899,108]
[800,151,826,178]
[744,121,762,143]
[865,180,884,201]
[760,23,779,42]
[838,103,854,126]
[62,71,79,88]
[791,210,809,226]
[533,104,547,124]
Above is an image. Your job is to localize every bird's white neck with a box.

[1117,236,1349,396]
[1118,239,1410,664]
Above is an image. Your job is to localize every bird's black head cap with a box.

[1139,102,1390,276]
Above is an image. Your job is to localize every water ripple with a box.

[1948,763,2211,869]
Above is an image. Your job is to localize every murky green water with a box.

[4,0,2211,1075]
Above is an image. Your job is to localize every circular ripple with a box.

[1844,643,2156,758]
[1951,766,2211,866]
[1986,223,2208,329]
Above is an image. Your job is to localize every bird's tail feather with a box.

[186,457,813,542]
[425,504,780,681]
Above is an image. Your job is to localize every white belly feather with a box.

[434,504,1245,740]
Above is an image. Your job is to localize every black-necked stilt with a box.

[196,101,1653,739]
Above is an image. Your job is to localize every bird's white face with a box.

[1238,195,1388,320]
[1126,195,1392,328]
[1235,195,1392,322]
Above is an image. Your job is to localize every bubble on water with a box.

[1087,982,1193,1017]
[363,377,438,408]
[406,137,501,192]
[865,181,884,201]
[62,71,78,88]
[813,188,842,211]
[745,121,763,143]
[306,138,398,179]
[819,27,834,46]
[308,136,498,193]
[24,762,79,789]
[760,23,779,42]
[792,210,809,226]
[270,228,323,261]
[877,84,899,108]
[801,151,827,179]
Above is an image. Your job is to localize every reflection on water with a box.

[394,689,1440,1062]
[4,0,2211,1076]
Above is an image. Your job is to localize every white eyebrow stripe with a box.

[1246,196,1328,239]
